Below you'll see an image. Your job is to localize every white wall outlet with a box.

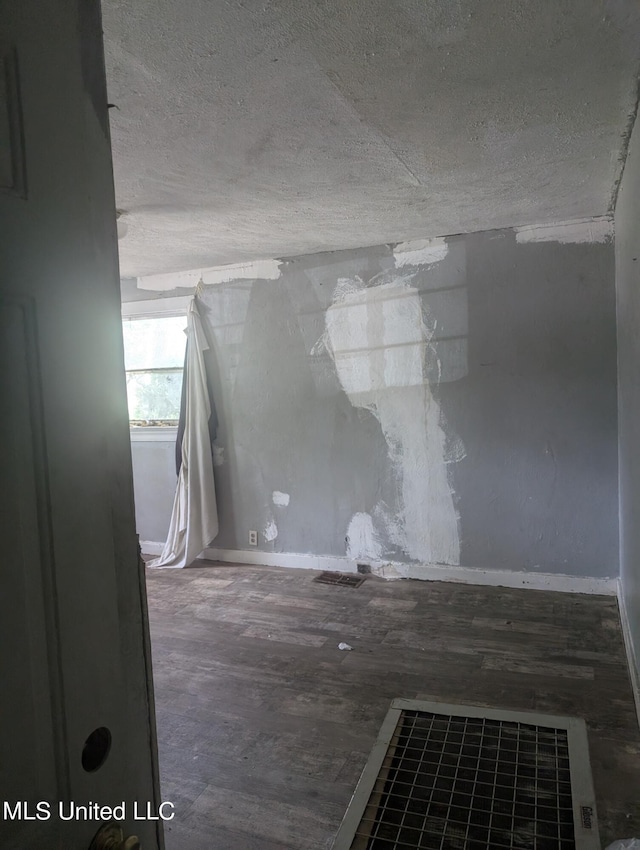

[248,530,258,546]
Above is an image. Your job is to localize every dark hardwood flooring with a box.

[146,562,640,849]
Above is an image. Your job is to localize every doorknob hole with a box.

[82,726,112,772]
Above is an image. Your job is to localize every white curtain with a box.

[149,298,219,568]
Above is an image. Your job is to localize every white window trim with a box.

[130,426,178,443]
[121,295,191,320]
[122,296,191,436]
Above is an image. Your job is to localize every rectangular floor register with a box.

[332,700,599,850]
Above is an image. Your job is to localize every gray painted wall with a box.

[131,441,177,543]
[127,225,618,577]
[616,113,640,677]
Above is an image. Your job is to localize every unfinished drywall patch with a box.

[346,512,383,562]
[515,217,613,245]
[137,259,282,292]
[393,237,448,268]
[324,275,461,565]
[264,518,278,542]
[272,490,290,507]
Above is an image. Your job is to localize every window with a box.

[123,315,188,425]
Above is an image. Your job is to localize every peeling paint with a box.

[346,512,382,561]
[264,519,278,542]
[325,277,461,565]
[137,259,282,291]
[393,237,448,268]
[514,217,613,245]
[272,490,290,506]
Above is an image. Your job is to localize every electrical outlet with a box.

[248,530,258,546]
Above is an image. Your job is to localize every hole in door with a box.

[82,726,112,772]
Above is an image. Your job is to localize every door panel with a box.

[0,297,66,847]
[0,2,162,848]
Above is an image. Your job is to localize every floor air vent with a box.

[314,571,365,588]
[332,699,599,850]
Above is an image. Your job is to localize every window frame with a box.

[121,296,191,436]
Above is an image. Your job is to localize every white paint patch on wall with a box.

[137,258,282,291]
[445,433,467,464]
[264,519,278,542]
[515,217,613,245]
[325,278,461,565]
[373,502,406,552]
[393,237,448,268]
[213,446,225,466]
[346,512,382,561]
[272,490,290,507]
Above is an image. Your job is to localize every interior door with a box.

[0,2,162,848]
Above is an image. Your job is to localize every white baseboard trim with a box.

[203,547,362,574]
[373,563,617,595]
[138,540,617,595]
[140,540,165,556]
[617,579,640,730]
[203,548,617,595]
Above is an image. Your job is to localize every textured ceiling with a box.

[103,0,640,277]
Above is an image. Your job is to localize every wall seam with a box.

[617,578,640,731]
[609,72,640,214]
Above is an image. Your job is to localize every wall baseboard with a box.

[140,540,164,556]
[203,546,360,574]
[139,540,617,595]
[617,580,640,730]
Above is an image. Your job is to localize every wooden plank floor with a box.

[146,562,640,849]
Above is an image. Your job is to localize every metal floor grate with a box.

[314,571,366,588]
[332,700,599,850]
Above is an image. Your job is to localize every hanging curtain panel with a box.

[149,298,219,568]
